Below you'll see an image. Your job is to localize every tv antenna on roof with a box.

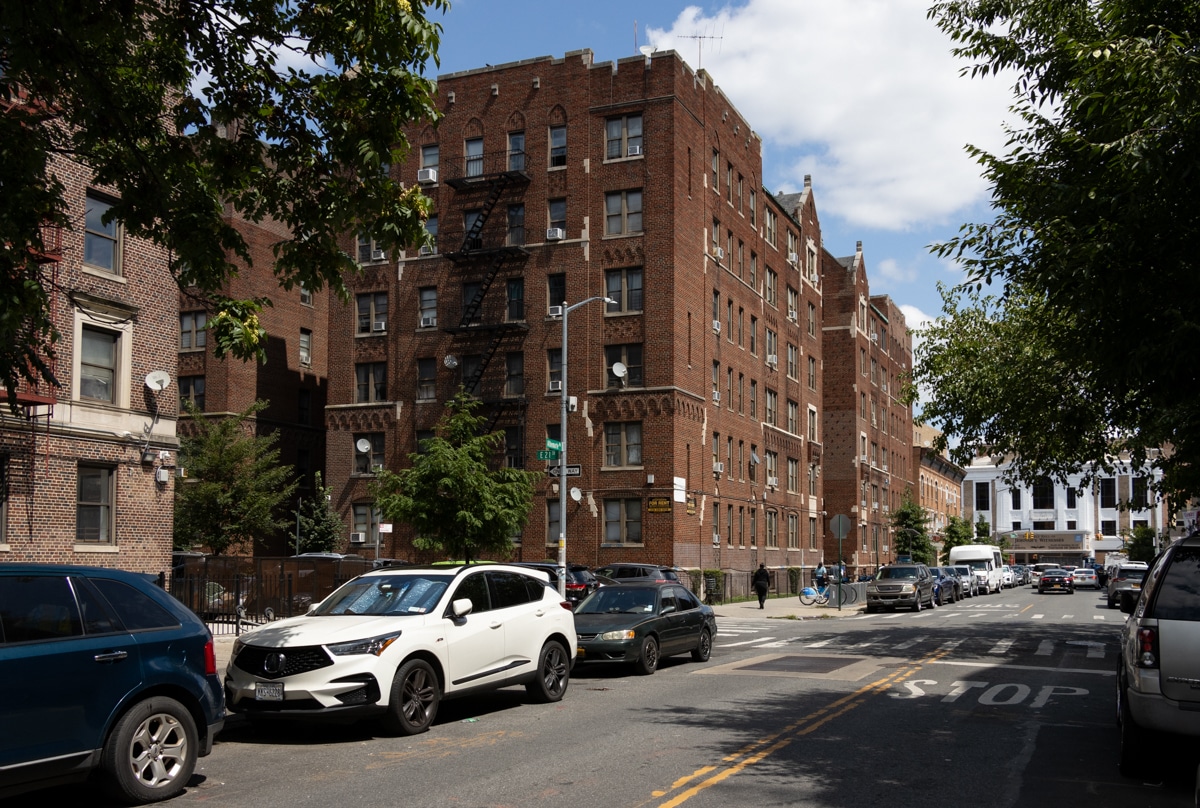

[679,29,723,69]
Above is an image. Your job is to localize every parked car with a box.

[0,564,225,803]
[573,582,715,675]
[1012,565,1030,586]
[1001,565,1015,588]
[865,564,935,613]
[592,563,681,583]
[951,565,979,598]
[1116,535,1200,778]
[1107,563,1149,610]
[224,564,576,734]
[1071,567,1100,589]
[929,567,960,605]
[1037,568,1075,594]
[512,562,601,604]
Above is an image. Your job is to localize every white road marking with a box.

[989,639,1014,655]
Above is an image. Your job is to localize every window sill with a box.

[601,465,645,472]
[80,265,126,283]
[603,155,645,164]
[74,543,119,553]
[600,543,644,548]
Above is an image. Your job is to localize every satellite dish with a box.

[612,362,628,378]
[570,487,582,502]
[144,370,171,391]
[443,354,459,369]
[639,45,656,57]
[356,438,372,453]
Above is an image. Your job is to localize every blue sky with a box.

[427,0,1017,340]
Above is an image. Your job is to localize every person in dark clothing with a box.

[753,564,771,609]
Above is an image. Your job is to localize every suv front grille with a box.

[234,644,333,679]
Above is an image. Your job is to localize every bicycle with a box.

[799,581,857,606]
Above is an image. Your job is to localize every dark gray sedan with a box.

[573,582,716,675]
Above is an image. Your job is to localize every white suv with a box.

[1116,536,1200,778]
[224,564,576,734]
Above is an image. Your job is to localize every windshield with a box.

[878,567,919,580]
[312,574,452,616]
[576,588,658,615]
[967,561,988,571]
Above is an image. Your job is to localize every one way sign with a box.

[546,464,581,477]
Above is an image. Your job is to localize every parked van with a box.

[948,544,1005,594]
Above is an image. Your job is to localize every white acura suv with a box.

[224,564,576,734]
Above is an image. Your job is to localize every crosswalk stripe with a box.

[989,639,1014,654]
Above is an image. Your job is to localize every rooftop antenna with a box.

[679,29,723,69]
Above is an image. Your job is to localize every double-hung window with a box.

[605,268,643,313]
[605,114,643,159]
[80,326,117,403]
[180,311,206,350]
[77,465,114,543]
[465,137,484,177]
[508,132,525,171]
[357,362,388,403]
[605,344,643,387]
[179,375,206,411]
[354,433,385,474]
[549,125,567,167]
[604,422,643,467]
[605,190,643,235]
[358,292,388,334]
[84,192,120,274]
[604,499,642,544]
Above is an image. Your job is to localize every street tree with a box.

[975,516,991,541]
[370,390,539,563]
[891,492,935,566]
[174,400,298,554]
[939,515,975,565]
[295,472,345,554]
[918,0,1200,506]
[0,0,445,403]
[1126,525,1158,563]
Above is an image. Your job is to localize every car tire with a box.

[913,594,922,613]
[691,629,713,662]
[865,604,878,614]
[382,658,440,736]
[100,696,198,804]
[525,641,570,703]
[634,635,660,675]
[1107,596,1116,609]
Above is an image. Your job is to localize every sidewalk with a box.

[712,591,866,621]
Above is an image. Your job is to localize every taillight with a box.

[1136,627,1158,668]
[204,639,218,676]
[566,582,586,592]
[559,600,574,611]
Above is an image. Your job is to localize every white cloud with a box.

[647,0,1014,232]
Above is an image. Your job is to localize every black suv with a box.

[593,563,681,583]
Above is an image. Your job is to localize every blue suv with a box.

[0,565,225,803]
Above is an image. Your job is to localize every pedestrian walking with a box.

[752,564,770,609]
[815,561,828,589]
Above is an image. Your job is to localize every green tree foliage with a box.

[0,0,445,403]
[174,400,298,554]
[919,0,1200,506]
[891,491,936,566]
[295,472,345,554]
[1126,525,1159,563]
[939,515,976,565]
[975,516,991,540]
[370,391,539,563]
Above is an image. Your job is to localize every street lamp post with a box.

[556,295,615,598]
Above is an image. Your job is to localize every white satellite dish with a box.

[639,45,656,57]
[569,487,582,502]
[356,438,372,453]
[144,370,171,391]
[443,354,459,369]
[611,361,628,388]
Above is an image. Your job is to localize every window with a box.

[424,214,438,250]
[1011,488,1022,509]
[179,375,205,411]
[84,192,120,273]
[459,354,481,391]
[421,144,439,170]
[354,433,384,474]
[1032,478,1055,510]
[299,283,312,306]
[1132,476,1149,510]
[1101,519,1117,536]
[504,426,524,469]
[808,302,816,337]
[1100,478,1117,509]
[808,407,818,441]
[356,292,388,334]
[505,352,524,396]
[765,329,778,362]
[604,499,642,544]
[788,458,799,492]
[77,465,114,543]
[787,400,799,434]
[180,311,206,350]
[749,252,758,288]
[465,137,484,177]
[975,481,990,511]
[808,356,817,390]
[765,208,777,247]
[508,131,525,171]
[549,125,567,167]
[711,149,719,191]
[357,234,385,263]
[462,281,482,325]
[605,268,643,313]
[737,174,744,213]
[606,114,643,159]
[1066,487,1078,509]
[548,198,566,233]
[605,344,643,387]
[765,510,778,548]
[353,503,382,547]
[547,499,561,544]
[749,316,758,354]
[787,344,799,379]
[299,329,312,367]
[765,268,777,306]
[357,362,388,403]
[547,273,566,312]
[80,326,117,403]
[749,380,757,420]
[738,374,744,413]
[765,389,777,425]
[749,189,757,228]
[809,516,817,550]
[504,278,525,321]
[604,422,643,466]
[547,348,562,389]
[462,210,483,250]
[417,287,436,328]
[726,162,733,205]
[507,204,525,246]
[749,445,759,484]
[605,190,643,235]
[809,463,818,496]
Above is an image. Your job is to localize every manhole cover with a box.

[738,655,852,674]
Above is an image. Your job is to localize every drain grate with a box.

[738,655,853,674]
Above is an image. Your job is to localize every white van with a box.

[948,544,1005,594]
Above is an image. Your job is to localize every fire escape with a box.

[440,149,531,437]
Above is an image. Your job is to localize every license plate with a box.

[255,681,283,701]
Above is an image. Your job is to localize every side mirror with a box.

[661,604,675,615]
[452,598,474,618]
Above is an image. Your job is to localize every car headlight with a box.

[326,632,403,657]
[599,629,637,641]
[899,584,914,593]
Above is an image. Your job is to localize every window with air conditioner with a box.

[713,462,725,474]
[549,380,562,392]
[606,114,643,159]
[712,390,721,404]
[714,247,725,261]
[349,532,366,543]
[357,292,388,335]
[417,167,438,184]
[787,252,798,265]
[712,320,721,334]
[546,227,565,241]
[768,476,779,488]
[548,305,563,318]
[419,316,436,329]
[766,354,778,367]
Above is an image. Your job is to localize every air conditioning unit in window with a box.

[419,316,435,328]
[712,319,721,334]
[418,245,436,256]
[787,252,799,265]
[548,380,562,392]
[712,390,721,404]
[713,462,725,474]
[787,309,798,322]
[417,168,438,184]
[349,532,366,544]
[767,476,779,488]
[546,227,566,241]
[871,333,879,343]
[548,305,563,317]
[628,145,643,156]
[859,454,868,464]
[766,354,778,367]
[374,319,388,331]
[713,247,725,261]
[371,248,386,261]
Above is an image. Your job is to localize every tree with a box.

[920,0,1200,507]
[975,516,991,541]
[0,0,445,402]
[1126,525,1159,563]
[890,491,935,566]
[939,515,975,565]
[370,390,539,563]
[174,400,298,554]
[295,472,345,554]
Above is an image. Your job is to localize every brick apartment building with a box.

[326,48,852,573]
[0,153,181,574]
[913,423,966,550]
[817,241,914,572]
[177,183,328,557]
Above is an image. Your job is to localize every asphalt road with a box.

[13,583,1199,808]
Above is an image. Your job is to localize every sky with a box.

[427,0,1017,342]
